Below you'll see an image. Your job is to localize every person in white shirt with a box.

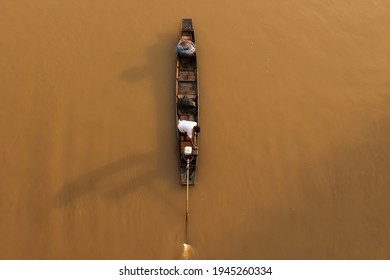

[177,119,200,148]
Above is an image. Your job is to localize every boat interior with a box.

[176,19,199,184]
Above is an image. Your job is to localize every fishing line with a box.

[185,158,190,245]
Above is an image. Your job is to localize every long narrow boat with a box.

[175,19,199,185]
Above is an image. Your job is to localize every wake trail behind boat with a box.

[181,243,194,260]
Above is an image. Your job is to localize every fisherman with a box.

[176,40,196,56]
[178,119,200,148]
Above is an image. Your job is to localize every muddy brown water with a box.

[1,0,390,259]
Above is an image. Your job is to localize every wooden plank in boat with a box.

[180,58,194,71]
[179,114,195,121]
[179,81,195,91]
[178,82,196,98]
[178,71,196,81]
[178,91,196,99]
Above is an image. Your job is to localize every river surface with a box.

[1,0,390,259]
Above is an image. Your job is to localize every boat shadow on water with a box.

[52,32,181,209]
[121,32,177,85]
[52,152,163,208]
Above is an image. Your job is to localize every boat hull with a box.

[175,19,199,185]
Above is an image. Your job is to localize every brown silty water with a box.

[1,0,389,259]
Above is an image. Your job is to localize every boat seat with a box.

[179,81,195,89]
[179,114,195,121]
[178,82,196,98]
[178,71,196,81]
[178,91,196,99]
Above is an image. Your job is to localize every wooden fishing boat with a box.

[175,19,199,185]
